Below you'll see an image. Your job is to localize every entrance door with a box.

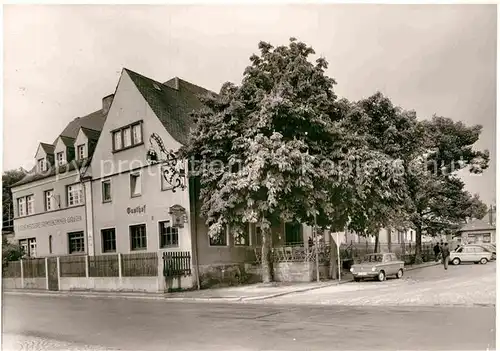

[47,257,59,291]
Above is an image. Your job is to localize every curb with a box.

[405,262,440,271]
[3,263,439,303]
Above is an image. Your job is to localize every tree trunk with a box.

[374,234,379,253]
[414,225,423,264]
[260,226,273,283]
[387,228,392,252]
[329,234,339,280]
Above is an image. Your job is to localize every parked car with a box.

[450,245,492,265]
[477,243,496,260]
[350,253,405,282]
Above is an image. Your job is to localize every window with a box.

[17,197,26,217]
[102,180,112,203]
[44,190,54,211]
[101,228,116,253]
[130,224,147,251]
[68,231,85,254]
[67,183,83,206]
[113,131,122,150]
[26,195,34,215]
[112,122,143,152]
[37,158,46,172]
[130,173,141,197]
[483,233,492,243]
[132,124,142,145]
[234,224,250,246]
[17,195,34,217]
[123,128,132,148]
[77,144,85,160]
[209,226,228,246]
[19,238,37,258]
[159,221,179,248]
[56,152,65,166]
[285,222,302,245]
[49,235,53,254]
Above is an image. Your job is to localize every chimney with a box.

[102,94,114,114]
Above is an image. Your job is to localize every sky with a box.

[2,4,497,205]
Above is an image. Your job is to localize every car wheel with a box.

[480,258,488,265]
[354,277,361,282]
[396,269,404,279]
[452,258,461,265]
[377,271,386,282]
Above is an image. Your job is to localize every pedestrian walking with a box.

[441,243,450,270]
[433,243,440,262]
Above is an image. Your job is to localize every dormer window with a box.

[56,152,65,166]
[37,158,46,172]
[77,144,86,160]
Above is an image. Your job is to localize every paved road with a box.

[261,262,496,306]
[2,294,495,351]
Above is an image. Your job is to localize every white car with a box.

[450,245,492,265]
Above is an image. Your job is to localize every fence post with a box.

[20,259,24,289]
[85,255,89,278]
[56,257,61,289]
[45,257,49,290]
[118,253,122,278]
[157,251,163,293]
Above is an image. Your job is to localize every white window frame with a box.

[132,123,143,145]
[17,197,26,217]
[112,121,143,152]
[101,227,117,253]
[56,152,65,166]
[44,189,54,211]
[130,172,142,197]
[158,220,179,248]
[102,179,112,203]
[68,231,85,254]
[77,144,85,160]
[37,158,46,172]
[234,224,250,246]
[67,183,83,206]
[209,225,229,247]
[130,223,147,251]
[113,130,123,151]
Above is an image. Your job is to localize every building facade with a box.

[11,67,421,289]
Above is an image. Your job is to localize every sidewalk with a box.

[4,261,439,302]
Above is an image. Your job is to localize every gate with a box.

[47,257,59,291]
[163,251,192,277]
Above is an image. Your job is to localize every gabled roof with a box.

[125,68,215,145]
[80,127,101,141]
[58,135,76,148]
[40,142,55,154]
[14,103,109,188]
[458,218,495,232]
[54,109,107,144]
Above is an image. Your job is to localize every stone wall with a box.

[245,262,330,282]
[198,263,261,289]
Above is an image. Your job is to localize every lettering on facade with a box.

[17,215,83,232]
[126,205,146,215]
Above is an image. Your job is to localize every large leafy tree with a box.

[181,39,406,282]
[407,116,489,260]
[350,92,489,260]
[2,168,27,228]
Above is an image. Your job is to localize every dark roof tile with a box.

[80,127,101,141]
[125,69,214,145]
[40,143,55,155]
